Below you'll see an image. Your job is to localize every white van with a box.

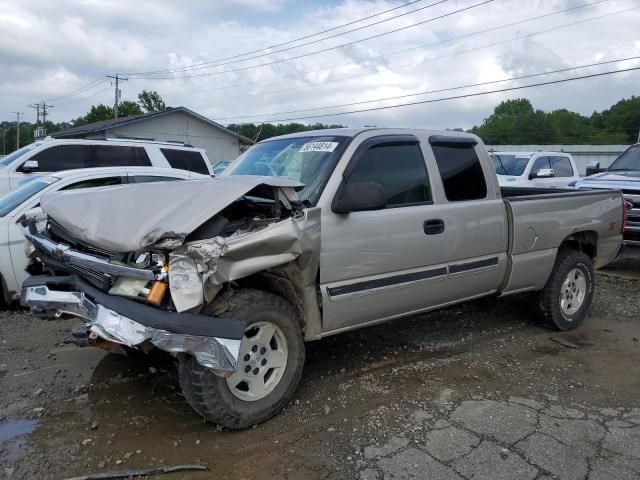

[0,138,212,196]
[490,151,581,188]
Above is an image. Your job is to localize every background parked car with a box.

[490,151,580,188]
[573,143,640,246]
[212,160,232,175]
[0,166,207,305]
[0,137,212,196]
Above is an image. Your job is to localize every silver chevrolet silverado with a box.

[20,128,624,428]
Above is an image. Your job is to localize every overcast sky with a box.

[1,0,639,130]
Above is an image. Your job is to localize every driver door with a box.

[319,136,449,333]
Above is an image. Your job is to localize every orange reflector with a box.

[147,281,167,306]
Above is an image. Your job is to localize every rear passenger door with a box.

[429,137,507,302]
[160,149,211,175]
[320,135,450,333]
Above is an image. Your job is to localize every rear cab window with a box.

[160,148,210,175]
[430,137,487,201]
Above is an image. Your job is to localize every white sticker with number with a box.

[299,141,339,153]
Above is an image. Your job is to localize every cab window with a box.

[549,156,573,177]
[346,142,432,206]
[432,143,487,201]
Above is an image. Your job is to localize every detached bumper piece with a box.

[21,275,246,373]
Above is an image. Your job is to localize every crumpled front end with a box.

[20,177,321,370]
[21,275,245,372]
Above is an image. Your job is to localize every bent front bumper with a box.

[21,275,245,373]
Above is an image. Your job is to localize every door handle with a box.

[424,219,445,235]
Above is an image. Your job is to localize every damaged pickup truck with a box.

[20,128,624,428]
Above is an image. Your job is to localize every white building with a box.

[53,107,252,164]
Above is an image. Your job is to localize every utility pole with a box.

[41,101,53,124]
[107,74,127,118]
[29,103,41,124]
[12,112,24,149]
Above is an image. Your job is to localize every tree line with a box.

[2,94,638,156]
[470,96,640,145]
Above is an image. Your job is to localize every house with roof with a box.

[52,107,253,164]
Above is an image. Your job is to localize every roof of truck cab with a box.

[262,127,480,141]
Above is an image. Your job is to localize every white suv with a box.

[0,138,212,196]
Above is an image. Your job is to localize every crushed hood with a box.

[40,175,303,252]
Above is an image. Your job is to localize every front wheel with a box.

[178,289,305,429]
[538,249,594,330]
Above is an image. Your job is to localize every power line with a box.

[162,0,614,98]
[238,65,640,123]
[172,5,633,107]
[214,56,640,121]
[55,85,113,107]
[44,78,108,102]
[126,0,449,76]
[123,0,431,75]
[128,0,496,80]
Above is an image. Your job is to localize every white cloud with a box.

[0,0,639,130]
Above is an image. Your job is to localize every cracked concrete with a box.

[360,398,640,480]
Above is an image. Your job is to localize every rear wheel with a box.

[538,250,594,330]
[178,289,304,429]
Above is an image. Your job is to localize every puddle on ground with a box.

[0,419,38,442]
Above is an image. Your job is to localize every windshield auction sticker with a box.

[299,141,339,153]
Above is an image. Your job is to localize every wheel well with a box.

[559,231,598,259]
[234,271,305,327]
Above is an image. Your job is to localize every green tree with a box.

[78,104,114,125]
[72,101,143,126]
[138,90,166,113]
[117,101,143,117]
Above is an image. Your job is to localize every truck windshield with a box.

[0,143,41,168]
[0,177,57,217]
[491,154,530,176]
[609,145,640,171]
[226,136,347,204]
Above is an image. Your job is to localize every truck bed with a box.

[498,186,623,295]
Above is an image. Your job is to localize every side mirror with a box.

[585,161,602,177]
[530,168,554,180]
[332,182,387,214]
[21,160,39,173]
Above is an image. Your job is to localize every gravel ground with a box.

[1,250,639,480]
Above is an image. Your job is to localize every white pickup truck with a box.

[20,128,624,429]
[490,151,581,188]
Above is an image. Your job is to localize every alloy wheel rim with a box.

[226,321,288,402]
[560,268,587,316]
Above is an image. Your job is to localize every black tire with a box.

[538,249,594,330]
[178,289,305,429]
